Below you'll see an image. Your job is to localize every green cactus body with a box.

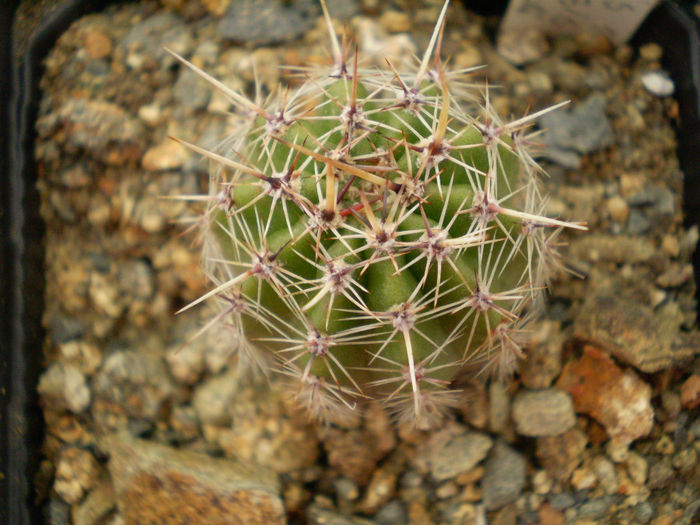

[173,0,584,427]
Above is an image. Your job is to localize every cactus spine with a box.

[172,0,585,428]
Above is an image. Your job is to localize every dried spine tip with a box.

[173,0,585,427]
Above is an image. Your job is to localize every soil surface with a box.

[33,1,699,524]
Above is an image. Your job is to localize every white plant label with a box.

[499,0,659,48]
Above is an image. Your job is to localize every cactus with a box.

[170,0,585,428]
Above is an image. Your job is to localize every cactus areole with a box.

[172,0,585,428]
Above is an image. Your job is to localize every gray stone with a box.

[482,441,527,511]
[173,68,212,112]
[647,458,674,489]
[627,209,651,235]
[627,184,675,216]
[118,12,194,70]
[428,431,493,481]
[217,0,358,45]
[47,314,86,343]
[633,501,654,523]
[218,0,316,44]
[512,388,576,437]
[539,94,614,168]
[93,350,176,422]
[549,492,576,510]
[577,497,614,520]
[375,501,406,525]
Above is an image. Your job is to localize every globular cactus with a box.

[171,0,585,428]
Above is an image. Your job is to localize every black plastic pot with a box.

[1,1,698,523]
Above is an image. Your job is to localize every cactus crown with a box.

[172,0,584,428]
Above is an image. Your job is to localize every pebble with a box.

[647,458,674,489]
[192,366,241,426]
[549,492,576,510]
[656,263,694,288]
[498,29,549,65]
[48,499,71,525]
[169,405,199,441]
[455,46,482,69]
[72,476,116,525]
[166,339,205,385]
[606,195,629,223]
[173,68,212,112]
[141,139,189,171]
[218,0,317,44]
[334,477,360,501]
[633,501,655,523]
[655,434,675,455]
[358,466,396,513]
[605,440,629,463]
[38,363,91,414]
[527,71,553,94]
[102,433,285,524]
[532,470,552,495]
[307,504,372,525]
[539,94,613,168]
[519,321,563,389]
[137,103,164,127]
[426,430,493,482]
[482,441,527,511]
[84,30,112,60]
[57,341,102,376]
[536,428,587,483]
[488,382,511,435]
[641,71,675,97]
[47,314,86,344]
[680,375,700,409]
[460,381,489,430]
[661,390,682,420]
[577,497,614,520]
[572,287,693,373]
[626,210,649,235]
[374,501,406,525]
[511,388,576,437]
[131,172,199,234]
[626,452,648,485]
[556,346,654,446]
[53,447,101,504]
[354,18,416,66]
[570,465,597,490]
[640,43,663,61]
[379,10,411,33]
[118,12,194,70]
[320,426,389,485]
[436,481,459,499]
[671,447,697,472]
[93,350,176,423]
[88,271,123,319]
[570,234,655,265]
[538,503,565,525]
[591,455,619,495]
